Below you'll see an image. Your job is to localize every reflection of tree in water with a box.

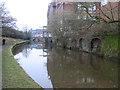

[13,42,30,55]
[22,46,31,58]
[13,44,25,55]
[21,42,44,58]
[90,55,101,70]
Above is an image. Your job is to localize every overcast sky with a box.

[1,0,112,30]
[2,0,52,30]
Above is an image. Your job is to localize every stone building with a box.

[47,0,119,52]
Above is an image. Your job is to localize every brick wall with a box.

[96,2,119,21]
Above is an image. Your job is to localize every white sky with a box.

[2,0,52,30]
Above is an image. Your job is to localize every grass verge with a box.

[2,39,41,88]
[101,35,119,59]
[0,48,2,89]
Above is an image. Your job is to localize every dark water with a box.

[13,42,118,88]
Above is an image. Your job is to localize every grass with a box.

[2,38,41,88]
[0,49,2,89]
[101,35,119,59]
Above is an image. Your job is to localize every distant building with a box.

[30,28,52,38]
[30,29,44,38]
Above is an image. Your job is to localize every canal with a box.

[13,42,118,88]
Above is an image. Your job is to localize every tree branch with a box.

[109,2,114,21]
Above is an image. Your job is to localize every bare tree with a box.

[0,2,17,28]
[78,2,120,23]
[74,2,119,36]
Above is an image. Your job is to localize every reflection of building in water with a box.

[47,49,97,88]
[47,48,118,88]
[13,42,118,88]
[90,55,101,70]
[29,43,43,49]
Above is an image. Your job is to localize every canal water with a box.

[13,42,118,88]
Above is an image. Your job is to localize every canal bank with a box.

[48,35,119,61]
[100,35,119,61]
[2,38,41,88]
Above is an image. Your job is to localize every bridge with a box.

[31,26,52,44]
[53,36,103,54]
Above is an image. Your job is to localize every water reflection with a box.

[13,42,118,88]
[13,42,53,88]
[47,48,118,88]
